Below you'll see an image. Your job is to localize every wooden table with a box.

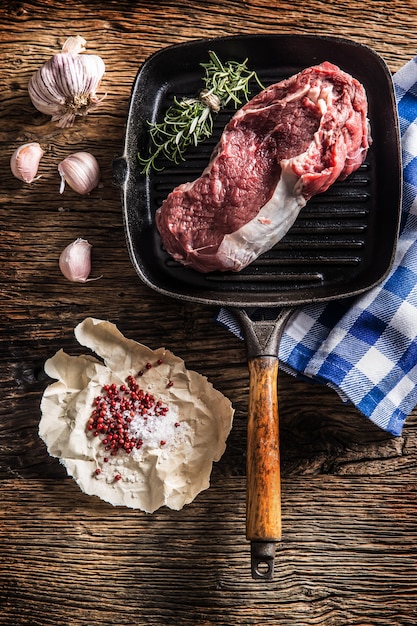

[2,1,417,624]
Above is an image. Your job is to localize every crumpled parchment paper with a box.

[39,317,234,512]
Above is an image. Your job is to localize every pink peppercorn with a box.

[87,377,172,460]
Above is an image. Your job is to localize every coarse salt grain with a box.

[129,405,183,458]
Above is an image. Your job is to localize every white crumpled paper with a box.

[39,317,234,512]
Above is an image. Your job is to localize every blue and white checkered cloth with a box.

[216,58,417,436]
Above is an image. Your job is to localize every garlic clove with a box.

[61,35,87,55]
[58,152,100,195]
[59,238,101,283]
[28,35,105,128]
[10,142,44,183]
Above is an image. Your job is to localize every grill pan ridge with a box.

[153,155,372,293]
[115,34,402,580]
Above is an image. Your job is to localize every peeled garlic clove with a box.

[10,142,44,183]
[58,152,100,195]
[59,238,100,283]
[28,35,105,128]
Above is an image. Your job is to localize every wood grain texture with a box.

[246,357,281,542]
[2,0,417,623]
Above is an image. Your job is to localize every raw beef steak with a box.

[155,62,370,273]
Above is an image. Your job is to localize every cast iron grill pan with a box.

[115,35,402,580]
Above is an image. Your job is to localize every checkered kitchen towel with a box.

[217,58,417,437]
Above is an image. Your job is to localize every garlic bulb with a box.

[59,238,101,283]
[58,152,100,195]
[28,35,105,128]
[10,142,44,183]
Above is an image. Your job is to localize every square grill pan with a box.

[116,34,401,309]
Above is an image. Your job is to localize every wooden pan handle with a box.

[247,355,281,579]
[230,307,293,580]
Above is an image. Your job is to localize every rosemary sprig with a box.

[138,51,264,174]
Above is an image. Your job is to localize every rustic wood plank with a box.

[1,478,417,625]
